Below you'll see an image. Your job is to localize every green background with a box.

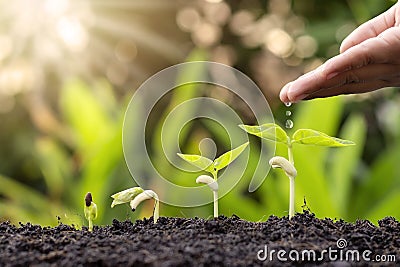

[0,0,398,227]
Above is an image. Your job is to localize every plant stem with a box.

[289,177,295,219]
[213,190,218,218]
[153,199,159,223]
[288,143,295,219]
[88,220,93,232]
[212,171,218,218]
[288,144,294,165]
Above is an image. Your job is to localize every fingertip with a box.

[279,91,289,103]
[279,82,291,103]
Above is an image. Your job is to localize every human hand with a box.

[280,1,400,103]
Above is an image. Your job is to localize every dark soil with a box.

[0,212,399,266]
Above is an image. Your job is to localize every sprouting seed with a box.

[111,187,159,223]
[178,142,249,217]
[84,192,97,231]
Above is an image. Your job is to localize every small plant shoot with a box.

[239,123,354,219]
[111,187,159,223]
[84,192,97,232]
[178,142,249,217]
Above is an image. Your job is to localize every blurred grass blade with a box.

[0,174,64,225]
[350,143,400,220]
[60,79,114,151]
[328,114,366,217]
[35,137,72,199]
[365,191,400,224]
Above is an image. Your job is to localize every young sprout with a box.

[111,187,144,208]
[178,142,249,217]
[269,156,297,219]
[196,175,219,217]
[111,187,159,223]
[239,123,354,219]
[130,190,159,223]
[84,192,97,232]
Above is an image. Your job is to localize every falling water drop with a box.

[285,119,294,129]
[286,110,291,116]
[284,102,292,107]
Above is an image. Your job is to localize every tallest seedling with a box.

[239,123,354,219]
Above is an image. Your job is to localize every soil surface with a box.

[0,212,399,266]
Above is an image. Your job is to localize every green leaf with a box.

[239,123,288,144]
[292,129,355,147]
[177,153,213,172]
[213,142,249,171]
[111,187,144,208]
[350,143,400,220]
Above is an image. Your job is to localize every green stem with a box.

[213,190,218,218]
[289,177,295,219]
[288,144,294,165]
[88,220,93,232]
[288,143,295,219]
[153,199,159,223]
[212,171,218,218]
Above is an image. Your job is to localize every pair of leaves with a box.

[239,123,355,147]
[110,187,144,208]
[177,142,249,176]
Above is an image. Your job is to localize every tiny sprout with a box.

[269,156,297,219]
[84,192,97,232]
[111,187,159,223]
[178,142,249,217]
[110,187,144,208]
[130,190,159,223]
[196,175,219,217]
[269,156,297,178]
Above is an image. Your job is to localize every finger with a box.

[303,80,390,100]
[340,3,397,52]
[285,67,334,102]
[279,82,291,103]
[279,67,324,103]
[287,63,400,102]
[324,28,400,78]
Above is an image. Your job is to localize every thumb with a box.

[340,2,397,53]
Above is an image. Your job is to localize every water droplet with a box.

[284,102,292,107]
[285,119,293,129]
[286,110,291,116]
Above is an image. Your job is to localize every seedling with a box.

[84,192,97,232]
[239,123,354,219]
[177,142,249,217]
[111,187,159,223]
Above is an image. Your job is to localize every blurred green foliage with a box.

[0,0,399,226]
